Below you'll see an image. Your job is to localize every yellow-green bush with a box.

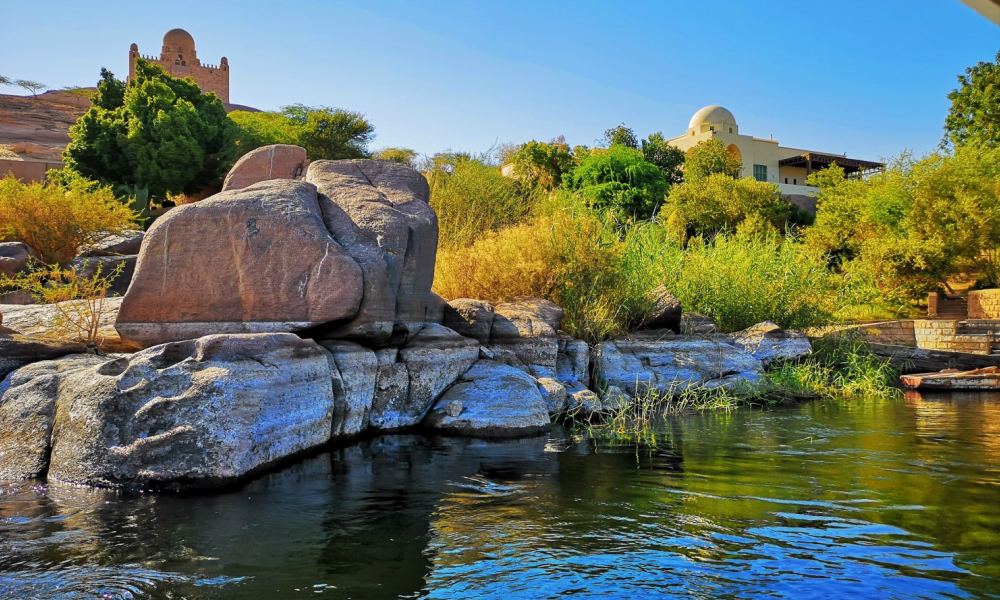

[0,173,136,264]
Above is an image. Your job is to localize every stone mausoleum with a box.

[129,28,229,103]
[667,106,884,212]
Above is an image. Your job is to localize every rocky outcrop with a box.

[67,255,136,297]
[0,242,34,277]
[307,159,437,344]
[368,324,479,431]
[681,312,719,335]
[641,285,682,334]
[115,180,364,346]
[482,298,563,378]
[0,355,106,479]
[593,330,764,397]
[222,144,309,191]
[0,336,88,381]
[556,333,590,392]
[78,231,144,257]
[728,321,811,368]
[321,341,378,441]
[443,298,495,344]
[40,333,336,489]
[424,360,551,437]
[536,377,568,415]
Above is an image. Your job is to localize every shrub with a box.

[563,145,669,220]
[0,173,136,264]
[230,104,375,160]
[683,138,742,181]
[661,173,790,237]
[430,158,539,248]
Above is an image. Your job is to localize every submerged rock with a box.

[424,360,551,437]
[39,333,336,489]
[728,321,812,368]
[593,330,764,397]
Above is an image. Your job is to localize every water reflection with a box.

[1,394,999,599]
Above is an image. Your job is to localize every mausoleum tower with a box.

[129,28,230,103]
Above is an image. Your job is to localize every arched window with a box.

[729,128,733,133]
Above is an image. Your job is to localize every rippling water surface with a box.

[2,390,999,599]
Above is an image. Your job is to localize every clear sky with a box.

[4,1,997,160]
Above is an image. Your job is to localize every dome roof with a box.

[688,105,737,131]
[163,28,195,50]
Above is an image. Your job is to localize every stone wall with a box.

[859,321,916,346]
[912,320,993,355]
[968,289,1000,319]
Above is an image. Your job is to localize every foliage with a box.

[0,261,124,346]
[0,173,136,264]
[944,50,1000,149]
[509,138,575,191]
[641,132,685,184]
[563,145,669,220]
[603,123,639,148]
[806,147,1000,299]
[430,157,538,248]
[15,79,46,96]
[684,137,742,181]
[230,105,375,160]
[373,146,418,166]
[662,173,789,237]
[64,61,238,199]
[0,75,10,86]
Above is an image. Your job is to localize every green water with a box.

[1,390,999,599]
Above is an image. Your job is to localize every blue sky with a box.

[4,1,997,159]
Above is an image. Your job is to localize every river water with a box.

[1,391,998,599]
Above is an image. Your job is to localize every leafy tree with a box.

[563,145,669,220]
[373,147,418,166]
[229,104,375,160]
[0,75,10,86]
[641,132,685,184]
[662,173,789,237]
[684,138,742,181]
[944,50,1000,149]
[509,139,575,191]
[64,60,237,199]
[603,123,639,148]
[15,79,46,96]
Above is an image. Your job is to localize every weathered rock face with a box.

[0,242,34,277]
[681,312,719,335]
[729,321,811,368]
[593,330,764,397]
[482,298,562,378]
[556,333,590,392]
[67,255,136,297]
[222,144,309,192]
[320,340,378,441]
[306,159,437,344]
[536,377,568,415]
[115,180,364,347]
[43,333,335,489]
[443,298,495,344]
[368,324,479,431]
[78,231,145,257]
[0,297,126,351]
[641,285,682,334]
[424,360,551,437]
[0,336,88,381]
[0,355,106,480]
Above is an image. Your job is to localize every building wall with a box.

[667,130,820,187]
[0,159,64,182]
[129,47,229,102]
[969,289,1000,319]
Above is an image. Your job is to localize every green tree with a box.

[684,138,742,181]
[603,123,639,148]
[229,105,376,160]
[64,61,237,199]
[944,50,1000,149]
[15,79,46,96]
[373,147,418,166]
[662,173,789,237]
[509,139,575,191]
[641,132,685,184]
[564,145,669,220]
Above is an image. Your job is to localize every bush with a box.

[661,173,790,237]
[430,158,539,248]
[0,173,136,264]
[230,104,375,160]
[563,145,668,220]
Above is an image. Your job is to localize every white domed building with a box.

[129,28,230,103]
[667,105,883,211]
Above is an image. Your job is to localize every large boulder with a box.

[0,297,127,352]
[78,230,145,257]
[369,324,479,430]
[482,298,562,378]
[115,180,364,347]
[640,285,682,334]
[306,159,436,344]
[0,242,34,278]
[728,321,811,368]
[0,336,87,381]
[556,333,590,393]
[443,298,495,344]
[67,255,136,297]
[222,144,309,191]
[593,330,764,397]
[320,340,378,441]
[0,354,106,479]
[40,333,335,489]
[423,360,551,437]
